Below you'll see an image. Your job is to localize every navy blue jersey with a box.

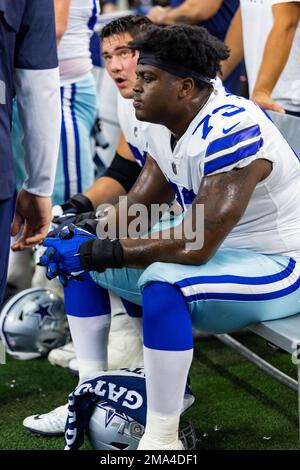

[170,0,239,41]
[0,0,58,199]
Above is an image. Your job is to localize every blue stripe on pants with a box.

[70,84,82,194]
[60,86,70,201]
[91,248,300,335]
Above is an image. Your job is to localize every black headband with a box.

[137,52,212,85]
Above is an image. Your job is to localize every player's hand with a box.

[11,189,52,251]
[251,91,285,113]
[39,225,97,283]
[147,6,171,24]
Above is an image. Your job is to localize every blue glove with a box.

[40,225,97,283]
[48,215,77,238]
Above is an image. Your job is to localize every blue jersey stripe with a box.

[204,138,263,175]
[176,258,296,288]
[128,143,147,166]
[168,180,184,209]
[60,87,70,202]
[206,124,261,157]
[70,84,82,193]
[88,0,98,31]
[179,274,300,303]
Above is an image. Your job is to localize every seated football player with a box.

[40,25,300,450]
[22,16,153,436]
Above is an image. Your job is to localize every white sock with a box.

[77,359,106,382]
[144,346,193,414]
[142,410,180,446]
[67,314,110,381]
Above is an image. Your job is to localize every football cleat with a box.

[23,404,68,436]
[48,342,76,368]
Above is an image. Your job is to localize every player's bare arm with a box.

[97,154,175,234]
[120,158,272,267]
[148,0,222,25]
[221,7,243,80]
[252,2,300,112]
[84,133,139,207]
[54,0,71,44]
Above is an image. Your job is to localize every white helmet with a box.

[88,401,145,450]
[88,396,197,451]
[0,288,69,360]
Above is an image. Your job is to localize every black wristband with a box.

[79,238,124,272]
[61,193,94,215]
[104,152,142,193]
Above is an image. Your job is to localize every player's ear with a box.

[178,78,194,99]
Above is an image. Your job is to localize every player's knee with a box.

[142,281,193,351]
[138,262,171,290]
[64,273,111,317]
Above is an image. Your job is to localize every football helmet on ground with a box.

[88,402,198,450]
[0,288,69,360]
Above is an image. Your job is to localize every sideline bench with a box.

[216,110,300,446]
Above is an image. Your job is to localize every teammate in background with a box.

[22,16,151,437]
[148,0,237,41]
[40,24,300,450]
[222,1,300,115]
[147,0,243,95]
[0,0,61,304]
[13,0,99,206]
[6,0,100,296]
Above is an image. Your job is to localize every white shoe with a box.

[69,358,79,376]
[137,436,184,450]
[48,342,75,368]
[23,404,68,436]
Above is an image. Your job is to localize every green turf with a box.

[0,333,298,450]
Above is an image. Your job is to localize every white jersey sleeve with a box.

[203,117,265,176]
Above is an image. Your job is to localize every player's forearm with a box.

[120,236,210,268]
[164,0,222,24]
[119,203,214,268]
[102,3,118,14]
[84,177,127,208]
[54,0,71,44]
[221,8,243,80]
[252,15,298,97]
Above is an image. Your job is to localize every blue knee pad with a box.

[64,273,110,317]
[142,281,193,351]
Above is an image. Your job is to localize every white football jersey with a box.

[58,0,100,63]
[145,86,300,260]
[117,94,149,167]
[116,77,224,168]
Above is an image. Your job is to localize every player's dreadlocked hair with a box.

[101,15,152,40]
[130,25,230,89]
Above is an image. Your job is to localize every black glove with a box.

[79,238,124,273]
[76,217,98,235]
[61,193,94,215]
[52,194,94,225]
[74,211,97,224]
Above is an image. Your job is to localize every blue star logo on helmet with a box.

[96,401,131,428]
[31,301,55,327]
